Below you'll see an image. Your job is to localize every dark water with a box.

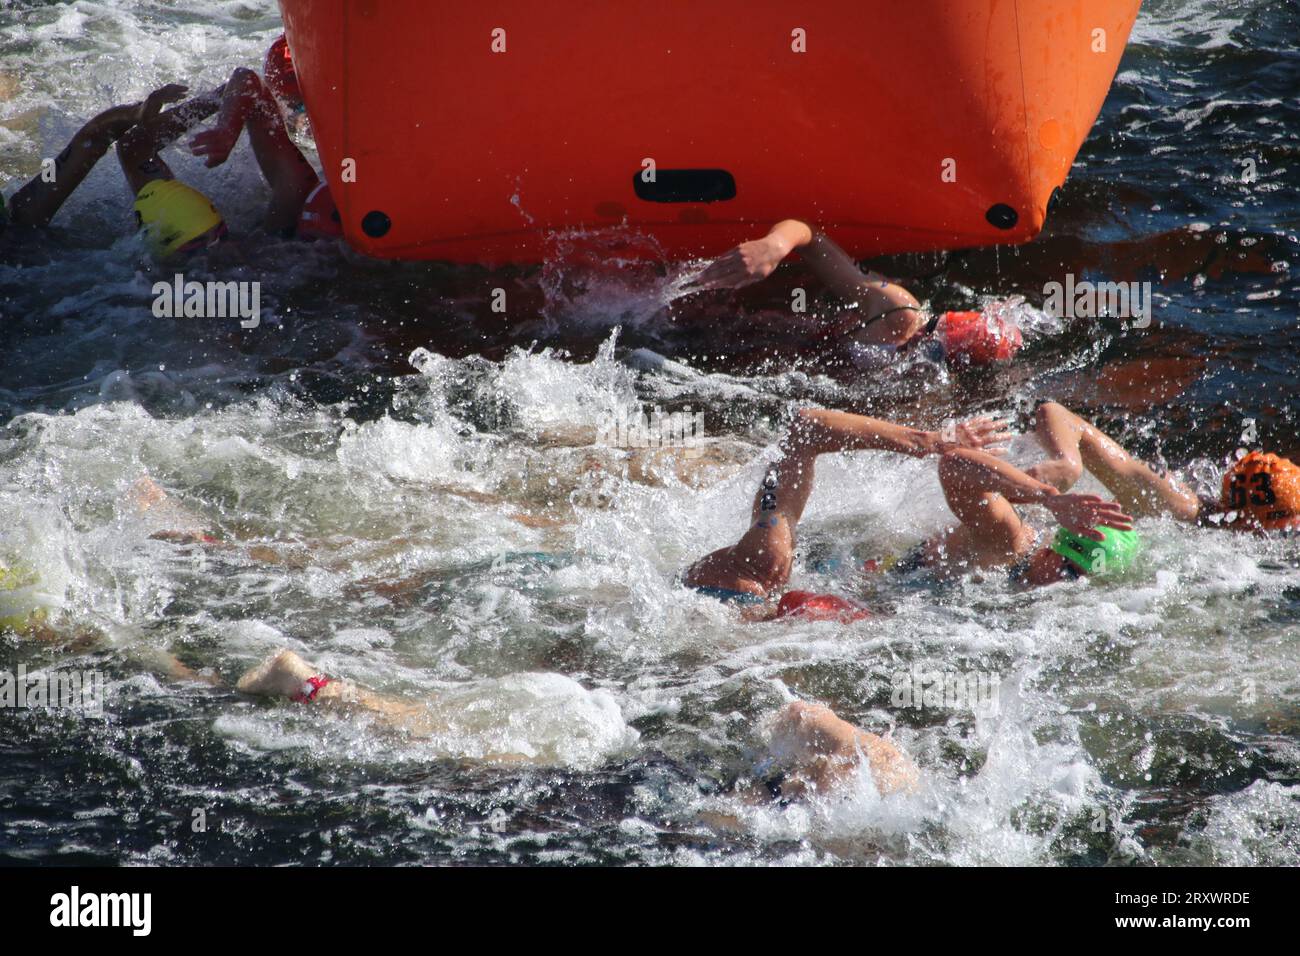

[0,0,1298,866]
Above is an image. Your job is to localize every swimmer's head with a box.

[938,310,1023,366]
[1221,451,1300,532]
[264,34,304,112]
[134,180,226,260]
[775,590,873,623]
[1050,525,1141,578]
[297,181,342,241]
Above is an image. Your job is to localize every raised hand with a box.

[189,118,242,168]
[1044,493,1134,538]
[140,83,190,123]
[81,87,187,142]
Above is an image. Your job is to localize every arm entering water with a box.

[683,219,925,341]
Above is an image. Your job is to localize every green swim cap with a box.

[1051,526,1140,576]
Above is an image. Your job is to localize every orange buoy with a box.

[278,0,1141,263]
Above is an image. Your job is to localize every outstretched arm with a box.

[784,408,1011,461]
[685,219,814,291]
[753,409,1009,542]
[7,84,189,228]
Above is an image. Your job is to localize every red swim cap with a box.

[264,34,301,106]
[298,182,342,240]
[775,590,873,623]
[939,310,1023,366]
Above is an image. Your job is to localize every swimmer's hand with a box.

[943,416,1014,456]
[189,116,241,168]
[1043,493,1134,539]
[684,236,790,292]
[139,83,190,123]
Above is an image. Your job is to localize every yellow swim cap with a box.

[134,179,224,259]
[0,561,48,634]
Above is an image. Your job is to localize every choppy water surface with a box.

[1,0,1298,865]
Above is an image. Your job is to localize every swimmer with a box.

[113,82,234,258]
[0,554,218,685]
[0,84,189,237]
[187,66,340,241]
[685,219,1022,365]
[236,648,448,735]
[756,699,919,800]
[118,65,339,263]
[681,409,1013,607]
[125,474,569,588]
[237,649,917,796]
[1029,400,1300,533]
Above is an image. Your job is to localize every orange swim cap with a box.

[297,181,342,240]
[939,310,1023,366]
[264,34,302,106]
[1221,451,1300,531]
[775,590,873,623]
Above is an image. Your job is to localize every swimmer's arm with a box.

[6,86,190,228]
[942,447,1066,504]
[794,227,922,321]
[787,409,1011,459]
[685,219,922,305]
[132,84,228,154]
[939,448,1134,537]
[796,226,875,300]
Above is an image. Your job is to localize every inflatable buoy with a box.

[277,0,1141,263]
[776,590,873,623]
